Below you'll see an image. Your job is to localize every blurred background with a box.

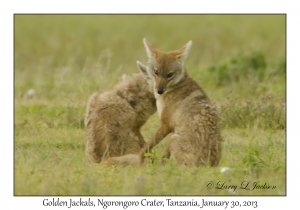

[14,14,285,105]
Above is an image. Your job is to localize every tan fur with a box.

[85,73,156,164]
[100,154,139,166]
[138,39,223,167]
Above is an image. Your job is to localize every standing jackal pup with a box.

[137,38,223,166]
[85,73,156,165]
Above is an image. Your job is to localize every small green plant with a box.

[242,137,266,177]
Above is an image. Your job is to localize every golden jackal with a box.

[85,73,156,164]
[138,38,223,166]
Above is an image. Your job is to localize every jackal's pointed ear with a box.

[143,38,157,59]
[136,61,149,78]
[176,40,192,61]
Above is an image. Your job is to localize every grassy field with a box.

[14,14,286,195]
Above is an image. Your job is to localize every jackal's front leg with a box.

[139,123,171,164]
[161,136,175,165]
[134,130,146,148]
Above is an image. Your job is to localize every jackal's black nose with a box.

[157,89,164,94]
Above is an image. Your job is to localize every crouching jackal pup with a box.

[138,38,223,166]
[85,73,156,165]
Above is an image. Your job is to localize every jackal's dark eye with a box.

[167,72,174,78]
[154,69,159,75]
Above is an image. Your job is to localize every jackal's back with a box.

[85,73,156,163]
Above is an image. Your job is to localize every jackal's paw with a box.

[99,158,112,166]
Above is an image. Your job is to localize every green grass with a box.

[14,14,286,195]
